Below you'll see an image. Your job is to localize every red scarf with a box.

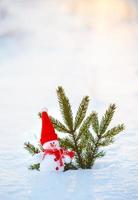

[43,148,75,167]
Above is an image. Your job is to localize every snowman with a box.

[33,108,75,171]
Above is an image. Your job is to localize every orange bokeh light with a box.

[69,0,134,30]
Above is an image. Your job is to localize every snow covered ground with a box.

[0,0,138,199]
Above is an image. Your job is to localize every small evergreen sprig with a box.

[29,163,40,171]
[24,142,40,156]
[50,86,92,169]
[51,86,125,170]
[79,108,125,168]
[24,142,41,170]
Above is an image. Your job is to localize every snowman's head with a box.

[43,140,60,150]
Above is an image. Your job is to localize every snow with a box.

[0,0,138,199]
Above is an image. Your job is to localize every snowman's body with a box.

[40,154,59,172]
[41,140,64,171]
[32,140,72,171]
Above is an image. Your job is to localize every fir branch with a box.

[24,142,40,156]
[74,96,90,131]
[29,163,40,171]
[103,124,125,138]
[59,137,75,150]
[57,86,73,131]
[87,136,102,167]
[32,86,125,171]
[50,116,70,133]
[84,148,95,168]
[99,104,116,135]
[88,123,124,167]
[71,132,84,168]
[91,112,99,135]
[64,163,78,171]
[77,130,95,168]
[98,138,114,147]
[94,151,105,159]
[79,129,95,148]
[77,113,93,141]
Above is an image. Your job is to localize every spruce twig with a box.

[86,105,125,167]
[29,163,40,171]
[52,88,125,170]
[74,96,89,131]
[59,137,75,150]
[57,86,74,131]
[103,124,125,138]
[77,113,93,141]
[91,112,99,135]
[50,116,69,133]
[24,142,40,156]
[99,104,116,135]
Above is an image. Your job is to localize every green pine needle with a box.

[59,137,75,150]
[29,163,40,171]
[99,138,114,147]
[77,113,93,141]
[24,142,40,156]
[74,96,90,131]
[91,112,99,135]
[57,86,74,131]
[94,151,105,159]
[64,162,78,171]
[50,116,70,133]
[103,124,125,138]
[99,104,116,135]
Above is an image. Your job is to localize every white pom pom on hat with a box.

[40,107,48,113]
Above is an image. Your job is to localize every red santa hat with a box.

[40,108,58,146]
